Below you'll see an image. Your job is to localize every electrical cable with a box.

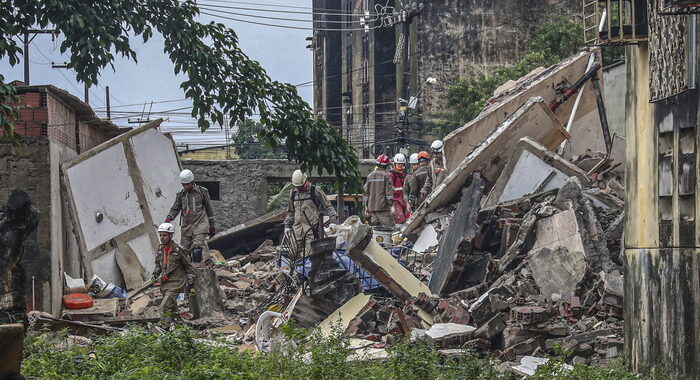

[197,5,367,24]
[200,10,377,31]
[195,0,381,16]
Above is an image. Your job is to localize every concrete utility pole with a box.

[21,29,59,85]
[388,2,424,152]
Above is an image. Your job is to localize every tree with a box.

[0,0,360,187]
[429,16,584,136]
[231,119,286,159]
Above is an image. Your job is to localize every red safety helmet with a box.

[375,154,390,166]
[417,151,430,162]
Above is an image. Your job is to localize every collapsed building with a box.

[3,47,628,377]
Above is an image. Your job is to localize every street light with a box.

[407,77,437,109]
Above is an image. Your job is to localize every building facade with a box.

[312,0,578,158]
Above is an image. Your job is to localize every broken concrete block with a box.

[402,96,569,237]
[129,294,152,315]
[425,323,476,348]
[502,337,540,361]
[474,313,506,340]
[511,355,573,376]
[469,292,509,326]
[511,305,549,325]
[429,174,486,295]
[528,243,587,300]
[347,224,432,301]
[413,224,439,253]
[485,137,590,207]
[317,293,372,338]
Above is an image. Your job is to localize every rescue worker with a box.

[364,154,395,228]
[284,170,337,258]
[421,140,448,200]
[403,151,430,211]
[152,222,194,319]
[388,153,408,224]
[165,169,215,265]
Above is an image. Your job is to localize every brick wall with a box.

[0,137,52,312]
[46,94,78,151]
[79,121,111,151]
[10,88,114,153]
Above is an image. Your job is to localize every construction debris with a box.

[18,49,630,376]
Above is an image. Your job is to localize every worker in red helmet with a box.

[363,154,395,228]
[388,153,408,224]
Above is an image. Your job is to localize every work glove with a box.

[329,215,338,224]
[187,274,195,286]
[151,273,161,283]
[208,226,216,238]
[165,217,173,223]
[420,189,428,200]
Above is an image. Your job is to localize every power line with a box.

[194,0,376,16]
[197,5,364,24]
[200,10,376,31]
[197,0,381,16]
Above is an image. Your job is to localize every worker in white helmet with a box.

[388,153,409,224]
[165,169,215,265]
[421,140,448,200]
[284,169,337,259]
[152,222,194,320]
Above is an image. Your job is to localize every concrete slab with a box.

[529,246,587,300]
[484,137,590,207]
[413,224,438,253]
[347,224,432,300]
[429,175,486,295]
[62,119,181,289]
[425,323,476,347]
[443,50,599,171]
[402,97,569,237]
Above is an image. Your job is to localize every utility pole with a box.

[52,63,91,105]
[105,86,111,119]
[22,29,59,85]
[378,1,423,154]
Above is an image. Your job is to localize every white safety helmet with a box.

[157,222,175,234]
[409,153,419,164]
[393,153,406,165]
[430,140,444,153]
[292,169,308,187]
[179,169,194,184]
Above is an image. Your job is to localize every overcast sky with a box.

[0,2,314,150]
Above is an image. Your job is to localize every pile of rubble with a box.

[39,49,628,376]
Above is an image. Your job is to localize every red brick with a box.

[19,108,33,121]
[32,108,48,122]
[24,93,41,107]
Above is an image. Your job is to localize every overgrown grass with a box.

[21,325,666,380]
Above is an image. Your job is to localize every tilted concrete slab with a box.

[402,97,569,237]
[484,137,590,207]
[347,224,432,301]
[62,119,182,289]
[443,50,600,171]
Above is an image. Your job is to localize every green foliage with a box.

[232,119,286,159]
[0,74,19,143]
[431,16,585,136]
[1,0,361,188]
[22,326,505,380]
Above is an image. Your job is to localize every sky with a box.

[0,1,314,150]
